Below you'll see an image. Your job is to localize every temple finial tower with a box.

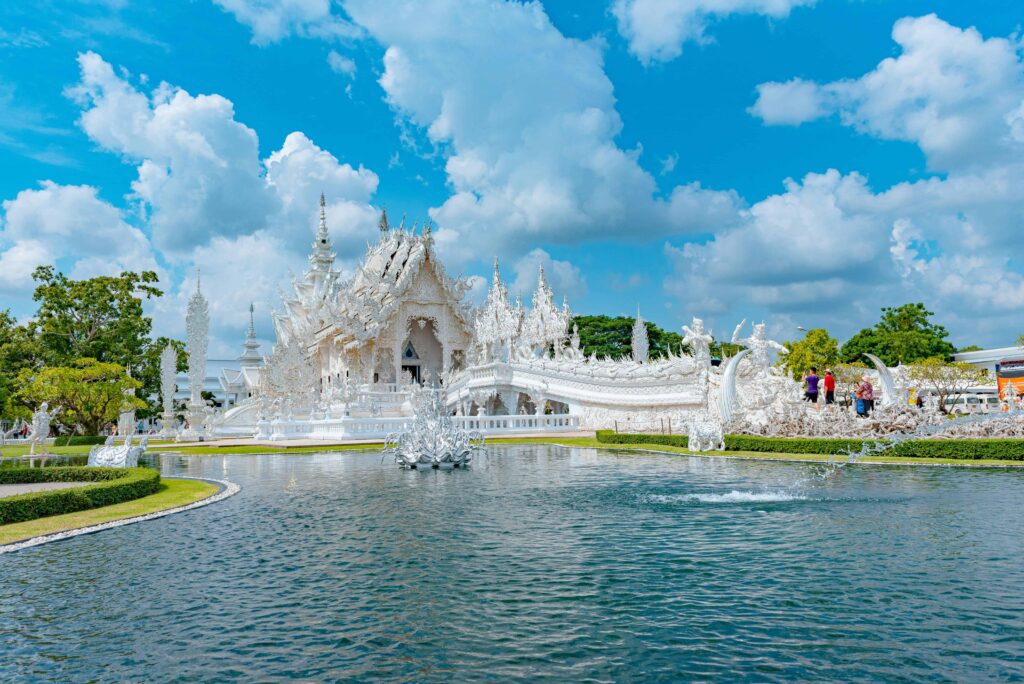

[309,193,336,275]
[379,207,389,236]
[239,302,263,368]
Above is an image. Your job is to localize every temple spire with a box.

[379,207,389,235]
[309,192,336,274]
[240,302,263,367]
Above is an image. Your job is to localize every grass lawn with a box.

[154,436,1024,467]
[0,478,220,545]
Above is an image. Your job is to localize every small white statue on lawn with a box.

[28,402,62,455]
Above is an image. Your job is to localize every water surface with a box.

[2,445,1023,681]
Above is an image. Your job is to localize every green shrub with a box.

[53,435,109,447]
[0,467,161,525]
[595,431,1024,461]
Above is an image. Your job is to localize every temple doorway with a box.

[400,319,443,384]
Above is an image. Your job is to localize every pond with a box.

[2,445,1023,681]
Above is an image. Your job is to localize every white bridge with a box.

[444,358,706,430]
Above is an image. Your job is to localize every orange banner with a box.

[998,376,1024,400]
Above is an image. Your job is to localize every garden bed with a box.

[0,467,161,524]
[595,431,1024,460]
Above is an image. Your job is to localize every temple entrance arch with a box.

[400,317,443,384]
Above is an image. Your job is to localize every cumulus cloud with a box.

[613,0,815,64]
[341,0,740,268]
[64,51,380,258]
[751,14,1024,172]
[0,181,159,295]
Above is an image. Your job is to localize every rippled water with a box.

[3,445,1024,682]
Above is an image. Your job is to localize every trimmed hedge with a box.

[595,431,1024,461]
[0,467,161,525]
[53,435,108,447]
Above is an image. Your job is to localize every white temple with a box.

[206,195,993,444]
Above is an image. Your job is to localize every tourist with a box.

[858,376,875,414]
[823,369,836,405]
[804,367,820,404]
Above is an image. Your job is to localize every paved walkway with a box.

[170,431,593,449]
[0,482,90,498]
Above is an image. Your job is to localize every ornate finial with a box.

[248,302,256,337]
[319,192,326,211]
[379,207,389,234]
[196,268,201,293]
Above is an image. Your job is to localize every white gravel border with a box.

[0,477,240,554]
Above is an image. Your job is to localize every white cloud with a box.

[613,0,815,64]
[748,78,829,125]
[341,0,740,268]
[509,248,587,303]
[68,51,278,253]
[660,152,678,175]
[751,15,1024,171]
[327,50,357,77]
[0,181,159,295]
[66,52,380,263]
[212,0,360,45]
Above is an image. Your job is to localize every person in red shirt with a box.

[823,369,837,405]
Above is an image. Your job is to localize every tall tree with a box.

[31,266,163,369]
[0,311,42,419]
[780,328,841,380]
[572,315,685,360]
[840,303,956,366]
[15,358,145,435]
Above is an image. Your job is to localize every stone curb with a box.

[0,477,240,554]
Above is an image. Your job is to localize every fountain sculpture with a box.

[384,380,484,468]
[88,433,150,468]
[0,419,25,457]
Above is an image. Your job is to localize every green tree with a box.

[1017,333,1024,347]
[840,303,956,366]
[0,311,42,419]
[572,315,685,359]
[31,266,163,369]
[15,358,146,435]
[134,337,187,419]
[779,328,841,380]
[907,357,988,414]
[957,345,984,353]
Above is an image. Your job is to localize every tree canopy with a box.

[1,269,177,424]
[15,358,146,435]
[780,328,841,380]
[572,315,685,360]
[840,303,956,366]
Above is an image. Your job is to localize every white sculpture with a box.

[718,349,751,425]
[88,433,149,468]
[863,353,909,407]
[27,402,62,455]
[732,319,788,370]
[178,272,210,442]
[632,306,649,363]
[687,412,725,452]
[159,343,178,437]
[384,383,484,468]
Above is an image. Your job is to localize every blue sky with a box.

[1,0,1022,355]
